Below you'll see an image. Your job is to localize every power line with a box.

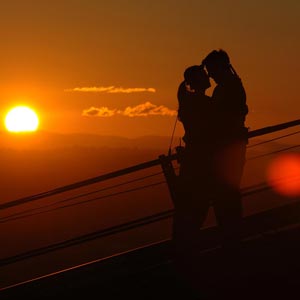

[2,119,300,273]
[64,171,163,201]
[0,181,167,224]
[0,209,174,267]
[247,130,300,148]
[242,182,269,192]
[0,158,162,211]
[0,172,164,222]
[1,120,300,212]
[3,141,299,223]
[0,182,272,267]
[247,144,300,161]
[247,119,300,138]
[0,180,269,224]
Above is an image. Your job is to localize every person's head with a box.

[202,49,233,83]
[183,65,210,93]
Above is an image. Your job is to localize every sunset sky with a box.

[1,1,300,291]
[0,0,299,138]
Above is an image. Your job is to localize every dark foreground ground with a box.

[2,201,300,299]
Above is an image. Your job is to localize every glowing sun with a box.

[4,106,39,133]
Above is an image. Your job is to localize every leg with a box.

[172,194,211,284]
[212,140,247,249]
[172,198,211,254]
[172,173,211,260]
[213,187,243,249]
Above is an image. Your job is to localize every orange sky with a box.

[1,1,300,289]
[0,0,299,138]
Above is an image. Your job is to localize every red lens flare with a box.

[267,153,300,197]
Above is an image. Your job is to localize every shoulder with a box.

[212,84,222,98]
[228,76,246,92]
[177,81,187,103]
[213,77,246,98]
[177,81,186,95]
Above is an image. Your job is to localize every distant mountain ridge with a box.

[0,131,181,150]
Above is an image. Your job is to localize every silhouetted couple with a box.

[173,49,249,267]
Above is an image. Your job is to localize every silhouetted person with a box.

[172,51,248,298]
[202,49,248,249]
[173,65,214,264]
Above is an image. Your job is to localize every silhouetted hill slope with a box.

[3,200,300,299]
[0,131,178,150]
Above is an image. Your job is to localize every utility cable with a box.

[0,182,273,267]
[0,172,163,221]
[247,130,300,148]
[0,181,166,224]
[168,115,178,156]
[1,179,269,224]
[247,144,300,161]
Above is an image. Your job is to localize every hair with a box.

[202,49,239,78]
[202,49,230,68]
[183,65,210,90]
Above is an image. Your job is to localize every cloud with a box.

[82,106,117,117]
[122,102,177,117]
[107,87,156,93]
[65,86,156,93]
[82,102,177,118]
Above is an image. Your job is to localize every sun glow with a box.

[4,106,39,133]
